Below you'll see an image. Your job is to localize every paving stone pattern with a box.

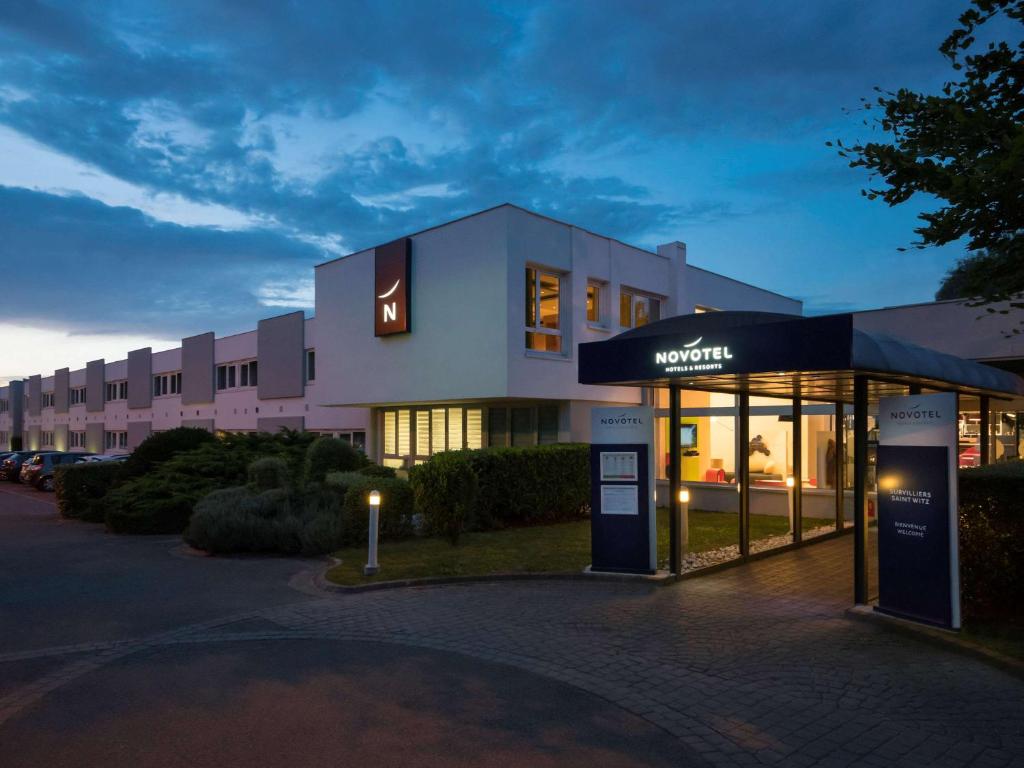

[1,530,1022,766]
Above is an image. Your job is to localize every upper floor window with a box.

[105,381,128,402]
[0,398,8,414]
[42,392,55,408]
[620,289,660,329]
[525,267,562,354]
[305,349,316,382]
[216,360,256,391]
[153,372,181,397]
[70,386,87,405]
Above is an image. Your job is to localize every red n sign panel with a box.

[374,238,411,336]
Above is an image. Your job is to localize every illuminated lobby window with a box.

[620,289,660,329]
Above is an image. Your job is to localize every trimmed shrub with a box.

[120,427,215,478]
[324,471,370,497]
[410,444,589,536]
[958,461,1024,623]
[340,475,416,545]
[248,456,289,492]
[54,462,123,522]
[359,463,397,478]
[304,437,368,484]
[409,452,478,544]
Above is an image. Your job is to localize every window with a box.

[104,431,128,450]
[511,407,533,447]
[415,411,430,456]
[538,405,559,444]
[239,361,257,388]
[42,392,54,408]
[431,408,446,454]
[586,281,605,325]
[466,408,483,450]
[228,365,236,388]
[70,431,85,449]
[397,410,411,457]
[306,349,316,382]
[383,410,396,455]
[525,267,562,354]
[171,372,181,394]
[70,387,86,405]
[447,408,463,451]
[217,365,228,391]
[0,399,7,413]
[154,373,180,397]
[488,407,508,448]
[619,289,660,328]
[42,431,54,447]
[105,381,128,402]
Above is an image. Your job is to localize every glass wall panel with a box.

[466,409,483,449]
[397,409,410,457]
[511,407,533,447]
[431,408,446,454]
[447,408,463,450]
[415,411,430,456]
[537,405,558,444]
[383,410,396,456]
[488,407,507,447]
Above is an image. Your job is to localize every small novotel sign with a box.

[374,238,412,337]
[654,337,734,374]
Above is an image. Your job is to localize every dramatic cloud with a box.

[0,0,984,341]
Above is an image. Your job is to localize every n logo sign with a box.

[374,238,411,336]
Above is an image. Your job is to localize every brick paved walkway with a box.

[2,532,1022,767]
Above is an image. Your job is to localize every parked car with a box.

[20,452,95,491]
[1,451,58,482]
[80,454,129,463]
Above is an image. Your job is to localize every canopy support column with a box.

[738,392,750,557]
[669,384,681,576]
[792,392,803,544]
[834,401,844,530]
[980,395,990,466]
[853,374,869,605]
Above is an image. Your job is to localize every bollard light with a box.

[785,476,795,488]
[678,487,690,504]
[786,476,795,535]
[676,486,691,575]
[364,489,381,576]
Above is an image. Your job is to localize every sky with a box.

[0,0,999,380]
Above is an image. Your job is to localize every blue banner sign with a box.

[876,445,952,628]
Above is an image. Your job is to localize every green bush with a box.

[304,437,367,484]
[340,475,415,545]
[409,452,478,544]
[359,463,397,478]
[959,461,1024,623]
[54,462,124,522]
[248,456,289,491]
[121,427,215,478]
[409,444,589,536]
[104,432,316,535]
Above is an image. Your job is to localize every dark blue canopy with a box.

[578,311,1024,400]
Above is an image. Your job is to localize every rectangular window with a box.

[217,366,227,391]
[306,349,316,382]
[248,363,257,388]
[154,376,161,397]
[620,290,661,328]
[383,410,397,456]
[352,431,366,452]
[119,381,127,400]
[538,405,559,444]
[415,411,430,456]
[525,267,562,354]
[488,407,507,448]
[466,409,483,450]
[447,408,463,451]
[240,364,248,388]
[397,409,411,457]
[161,375,168,396]
[587,282,602,324]
[431,408,446,454]
[227,365,236,389]
[511,408,533,447]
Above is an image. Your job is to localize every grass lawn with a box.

[325,510,835,586]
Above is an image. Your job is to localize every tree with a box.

[831,0,1024,309]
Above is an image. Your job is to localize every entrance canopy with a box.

[578,311,1024,401]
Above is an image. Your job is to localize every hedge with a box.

[54,462,124,522]
[409,444,590,534]
[120,427,215,479]
[408,452,478,544]
[958,461,1024,623]
[304,437,368,484]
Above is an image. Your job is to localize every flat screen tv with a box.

[680,423,697,448]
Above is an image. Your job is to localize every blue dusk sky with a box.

[0,0,994,375]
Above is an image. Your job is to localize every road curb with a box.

[845,605,1024,681]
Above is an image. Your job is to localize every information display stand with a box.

[876,393,961,629]
[589,407,656,574]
